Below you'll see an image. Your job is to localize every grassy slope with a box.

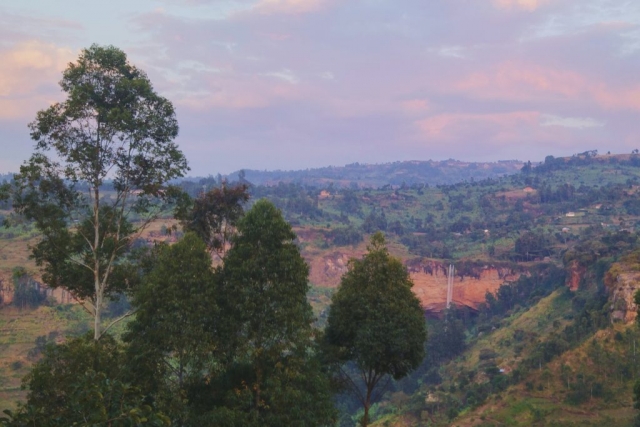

[0,218,175,411]
[373,289,639,427]
[0,305,91,411]
[453,326,638,427]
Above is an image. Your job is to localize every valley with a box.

[3,152,640,425]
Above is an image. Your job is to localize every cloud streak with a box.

[540,114,605,128]
[493,0,554,12]
[249,0,334,15]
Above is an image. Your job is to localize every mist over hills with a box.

[222,159,527,188]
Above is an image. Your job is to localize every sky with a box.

[1,0,640,175]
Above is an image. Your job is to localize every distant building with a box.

[523,186,535,193]
[565,212,576,217]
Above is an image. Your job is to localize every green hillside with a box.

[3,152,640,425]
[230,159,525,188]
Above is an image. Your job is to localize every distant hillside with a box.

[6,151,640,423]
[229,159,525,188]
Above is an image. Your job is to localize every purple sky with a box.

[1,0,640,175]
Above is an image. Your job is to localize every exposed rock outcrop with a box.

[408,260,519,313]
[306,250,520,314]
[605,263,639,323]
[307,250,364,288]
[566,260,586,291]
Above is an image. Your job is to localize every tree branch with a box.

[371,374,391,403]
[339,364,366,406]
[98,309,137,339]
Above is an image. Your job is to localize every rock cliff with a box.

[605,262,639,323]
[304,247,519,314]
[566,260,586,291]
[407,261,519,313]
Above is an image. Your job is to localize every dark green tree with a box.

[0,334,169,427]
[362,210,387,233]
[174,182,249,261]
[124,232,217,423]
[0,182,9,205]
[324,232,427,427]
[11,44,188,340]
[211,199,335,426]
[515,231,550,261]
[11,267,46,309]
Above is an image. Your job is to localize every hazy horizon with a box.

[3,155,530,178]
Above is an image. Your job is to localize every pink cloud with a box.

[416,111,541,139]
[453,61,640,111]
[410,110,597,161]
[591,85,640,111]
[401,99,431,114]
[250,0,334,15]
[262,32,292,41]
[0,41,75,119]
[492,0,554,12]
[456,61,586,100]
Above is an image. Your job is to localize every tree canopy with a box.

[174,182,249,261]
[124,233,218,423]
[212,199,335,426]
[11,44,188,340]
[1,334,169,427]
[324,232,427,426]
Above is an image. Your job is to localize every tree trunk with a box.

[362,383,373,427]
[362,401,370,427]
[255,365,262,418]
[94,289,102,340]
[93,185,101,341]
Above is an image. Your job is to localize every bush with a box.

[329,226,363,246]
[479,349,497,361]
[11,268,46,309]
[3,334,170,426]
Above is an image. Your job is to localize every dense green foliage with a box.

[324,233,427,426]
[3,202,337,427]
[124,233,218,423]
[212,200,335,426]
[1,334,169,426]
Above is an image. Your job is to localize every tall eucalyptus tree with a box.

[12,44,188,340]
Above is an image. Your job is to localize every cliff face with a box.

[307,250,364,288]
[566,260,586,291]
[605,264,639,323]
[304,249,519,313]
[407,261,519,313]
